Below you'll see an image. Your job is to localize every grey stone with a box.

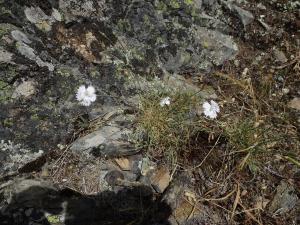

[288,98,300,111]
[59,0,103,23]
[11,80,36,99]
[257,3,267,10]
[16,42,54,71]
[222,1,254,27]
[233,5,254,26]
[0,140,43,176]
[0,48,14,64]
[24,7,50,24]
[11,30,31,44]
[138,157,156,176]
[0,0,241,166]
[273,49,288,63]
[203,0,217,7]
[70,124,136,157]
[70,126,119,152]
[194,27,238,66]
[268,181,299,215]
[24,7,61,31]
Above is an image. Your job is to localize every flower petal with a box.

[76,85,86,101]
[86,86,95,95]
[210,100,220,113]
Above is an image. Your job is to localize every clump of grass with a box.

[222,118,277,172]
[136,90,202,164]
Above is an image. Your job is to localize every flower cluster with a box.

[76,85,97,106]
[202,100,220,119]
[160,97,171,107]
[158,96,220,119]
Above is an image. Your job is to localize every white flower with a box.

[203,100,220,119]
[160,97,171,107]
[76,85,96,106]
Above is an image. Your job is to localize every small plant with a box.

[223,118,277,172]
[136,90,202,164]
[202,100,220,119]
[76,85,97,106]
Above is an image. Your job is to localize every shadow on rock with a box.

[1,182,171,225]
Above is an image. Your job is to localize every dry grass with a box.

[136,90,202,164]
[135,74,287,172]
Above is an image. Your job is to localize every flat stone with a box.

[273,49,288,63]
[11,30,31,44]
[150,167,171,193]
[70,125,137,157]
[288,98,300,111]
[0,48,14,64]
[163,173,225,224]
[138,157,156,176]
[16,42,54,71]
[70,126,119,152]
[222,1,254,27]
[195,27,238,67]
[11,80,36,99]
[114,158,131,171]
[104,170,124,186]
[0,140,43,176]
[233,5,254,26]
[268,181,299,215]
[24,7,60,32]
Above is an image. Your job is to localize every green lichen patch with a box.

[0,80,12,103]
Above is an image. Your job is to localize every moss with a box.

[46,215,61,224]
[0,23,17,39]
[56,67,72,77]
[30,113,40,121]
[0,80,12,103]
[90,70,100,78]
[184,0,194,5]
[169,0,181,9]
[155,1,167,11]
[3,118,13,127]
[143,14,151,26]
[117,19,132,33]
[0,6,12,17]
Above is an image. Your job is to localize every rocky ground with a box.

[0,0,300,224]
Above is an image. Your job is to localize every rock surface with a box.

[2,0,299,224]
[70,111,138,157]
[0,140,43,176]
[268,181,299,216]
[288,98,300,111]
[0,0,239,162]
[149,167,171,193]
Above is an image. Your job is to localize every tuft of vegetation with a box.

[136,90,203,164]
[222,118,278,172]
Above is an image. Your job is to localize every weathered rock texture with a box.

[0,0,239,172]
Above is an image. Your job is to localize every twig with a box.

[170,164,178,182]
[193,135,221,169]
[208,201,232,213]
[284,155,300,168]
[273,56,300,70]
[238,202,263,225]
[201,187,236,202]
[187,202,197,220]
[230,183,240,221]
